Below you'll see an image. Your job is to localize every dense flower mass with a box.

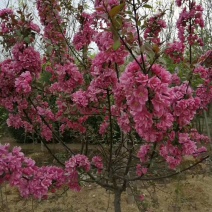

[0,144,65,199]
[49,63,84,94]
[116,60,175,142]
[0,8,13,17]
[65,154,91,191]
[165,41,185,63]
[0,43,41,114]
[36,0,68,62]
[0,144,94,197]
[144,12,166,44]
[12,43,42,77]
[165,0,205,62]
[15,71,32,94]
[73,13,96,51]
[176,2,204,45]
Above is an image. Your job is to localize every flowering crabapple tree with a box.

[0,0,212,211]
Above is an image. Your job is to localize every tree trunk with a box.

[126,183,135,204]
[114,191,122,212]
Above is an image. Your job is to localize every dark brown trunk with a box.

[114,191,122,212]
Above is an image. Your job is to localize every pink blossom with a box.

[12,43,41,77]
[29,22,40,33]
[173,97,201,127]
[0,143,95,198]
[176,2,204,46]
[50,63,84,94]
[144,13,166,44]
[73,13,95,50]
[171,74,181,85]
[15,71,32,94]
[137,145,151,163]
[194,146,207,156]
[99,121,109,135]
[117,112,131,133]
[7,114,23,129]
[92,156,103,174]
[182,140,197,155]
[166,156,181,169]
[0,8,13,17]
[165,41,185,63]
[136,164,148,176]
[127,86,148,112]
[66,154,90,173]
[41,125,53,141]
[37,106,55,121]
[194,66,209,79]
[139,194,145,201]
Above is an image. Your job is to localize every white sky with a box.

[0,0,8,9]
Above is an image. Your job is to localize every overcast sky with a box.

[0,0,7,9]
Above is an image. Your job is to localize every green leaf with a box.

[46,45,53,55]
[23,36,30,44]
[143,4,152,9]
[113,16,123,30]
[109,3,125,17]
[113,39,121,50]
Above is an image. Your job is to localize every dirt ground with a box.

[1,137,212,212]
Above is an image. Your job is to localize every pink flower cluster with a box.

[136,164,148,177]
[166,0,205,64]
[72,90,89,108]
[0,8,13,17]
[41,125,53,141]
[29,22,40,33]
[196,86,212,109]
[99,121,109,135]
[37,0,68,62]
[159,130,207,169]
[92,156,103,174]
[176,2,204,46]
[116,61,174,142]
[0,144,66,199]
[65,154,91,191]
[12,43,41,78]
[193,56,212,108]
[0,144,100,198]
[94,31,114,52]
[194,65,209,80]
[0,8,40,47]
[190,129,209,147]
[0,42,44,139]
[137,145,151,163]
[49,63,84,94]
[15,71,32,94]
[173,97,201,127]
[165,41,185,63]
[0,8,14,35]
[179,133,197,155]
[176,0,183,7]
[0,43,41,110]
[73,13,96,50]
[144,13,166,44]
[94,0,119,15]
